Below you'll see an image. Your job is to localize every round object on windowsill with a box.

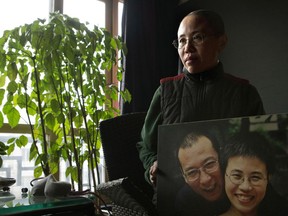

[0,177,16,189]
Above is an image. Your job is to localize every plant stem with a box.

[50,67,75,189]
[75,65,98,188]
[32,56,50,176]
[66,69,82,190]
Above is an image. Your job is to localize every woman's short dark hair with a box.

[221,132,276,175]
[188,9,225,36]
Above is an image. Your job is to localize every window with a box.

[0,0,50,35]
[0,0,123,188]
[0,0,123,42]
[0,133,34,187]
[63,0,106,28]
[53,0,123,94]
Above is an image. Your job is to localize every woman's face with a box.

[177,14,227,74]
[225,156,268,215]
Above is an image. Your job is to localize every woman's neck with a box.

[220,206,258,216]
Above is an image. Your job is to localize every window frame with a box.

[51,0,121,109]
[0,0,124,184]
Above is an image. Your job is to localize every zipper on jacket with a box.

[197,76,206,118]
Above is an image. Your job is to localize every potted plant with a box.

[0,12,130,191]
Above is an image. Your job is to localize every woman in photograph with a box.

[219,132,288,216]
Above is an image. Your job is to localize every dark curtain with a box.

[121,0,179,113]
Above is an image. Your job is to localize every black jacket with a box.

[137,62,265,183]
[161,62,265,124]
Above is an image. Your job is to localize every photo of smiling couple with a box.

[157,114,288,216]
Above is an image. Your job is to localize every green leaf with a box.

[7,137,16,144]
[110,38,117,49]
[7,143,15,155]
[34,166,43,178]
[0,149,6,155]
[57,113,65,124]
[0,141,8,155]
[49,162,58,174]
[18,135,29,147]
[0,75,6,87]
[16,94,27,109]
[34,155,42,166]
[66,166,79,182]
[6,107,20,128]
[0,89,5,105]
[29,144,37,160]
[0,141,6,148]
[73,115,83,128]
[64,43,75,62]
[50,99,60,113]
[0,53,6,73]
[65,166,73,177]
[70,166,78,182]
[44,54,53,73]
[7,62,18,81]
[20,32,27,47]
[28,100,37,115]
[0,112,3,128]
[120,89,132,103]
[2,101,13,115]
[19,65,29,87]
[45,113,55,130]
[7,80,18,93]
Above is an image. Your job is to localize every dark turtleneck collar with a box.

[183,62,224,82]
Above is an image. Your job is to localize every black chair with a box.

[96,112,156,216]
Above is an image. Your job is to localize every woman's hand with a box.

[149,161,158,187]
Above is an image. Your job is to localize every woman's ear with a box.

[218,34,228,52]
[268,174,272,182]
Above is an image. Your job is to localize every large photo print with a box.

[157,113,288,216]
